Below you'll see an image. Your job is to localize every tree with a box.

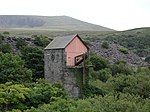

[0,43,12,53]
[111,61,133,76]
[108,72,150,98]
[90,53,109,71]
[20,46,44,81]
[101,41,109,49]
[25,79,66,109]
[32,35,51,47]
[16,38,27,49]
[91,68,112,82]
[0,80,66,111]
[145,56,150,64]
[0,82,30,111]
[0,52,32,83]
[26,98,73,112]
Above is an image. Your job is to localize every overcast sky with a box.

[0,0,150,31]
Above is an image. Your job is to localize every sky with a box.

[0,0,150,31]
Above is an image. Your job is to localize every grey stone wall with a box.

[44,49,65,83]
[44,49,80,97]
[63,68,80,98]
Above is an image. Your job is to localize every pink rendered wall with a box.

[65,36,88,66]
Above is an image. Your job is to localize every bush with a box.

[0,52,32,83]
[0,34,3,43]
[32,35,50,47]
[125,74,150,98]
[0,80,67,111]
[0,82,30,111]
[145,56,150,64]
[90,53,109,71]
[71,94,150,112]
[119,47,128,54]
[83,84,106,97]
[111,61,133,76]
[108,73,150,98]
[26,98,73,112]
[3,31,10,35]
[108,75,133,92]
[16,38,27,49]
[91,68,112,82]
[24,79,66,108]
[20,46,44,81]
[0,43,12,53]
[101,41,109,49]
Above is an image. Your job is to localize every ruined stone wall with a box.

[44,49,80,97]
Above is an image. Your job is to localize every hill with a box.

[0,15,114,31]
[85,27,150,58]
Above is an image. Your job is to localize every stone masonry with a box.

[44,49,80,97]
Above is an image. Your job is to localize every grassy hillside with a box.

[0,29,112,38]
[0,15,114,31]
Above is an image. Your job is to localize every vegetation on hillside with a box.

[0,52,32,83]
[0,51,150,112]
[0,30,150,112]
[0,33,51,81]
[103,28,150,57]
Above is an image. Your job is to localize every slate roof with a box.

[45,34,89,50]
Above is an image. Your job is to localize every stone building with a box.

[44,34,89,97]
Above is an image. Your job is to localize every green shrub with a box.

[3,31,10,35]
[90,53,109,71]
[0,34,3,43]
[0,82,30,111]
[125,74,150,98]
[137,67,150,75]
[119,48,128,54]
[83,84,106,97]
[0,80,66,111]
[26,98,73,112]
[32,35,50,47]
[25,79,66,108]
[16,38,27,49]
[108,75,133,92]
[145,56,150,64]
[71,94,150,112]
[108,73,150,98]
[90,79,113,94]
[91,68,112,82]
[111,62,133,75]
[0,43,12,53]
[0,52,32,83]
[101,41,109,49]
[20,46,44,81]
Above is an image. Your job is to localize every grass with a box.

[0,28,113,38]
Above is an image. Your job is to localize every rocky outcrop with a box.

[89,40,147,66]
[0,35,41,54]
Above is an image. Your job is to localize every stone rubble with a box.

[89,40,148,66]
